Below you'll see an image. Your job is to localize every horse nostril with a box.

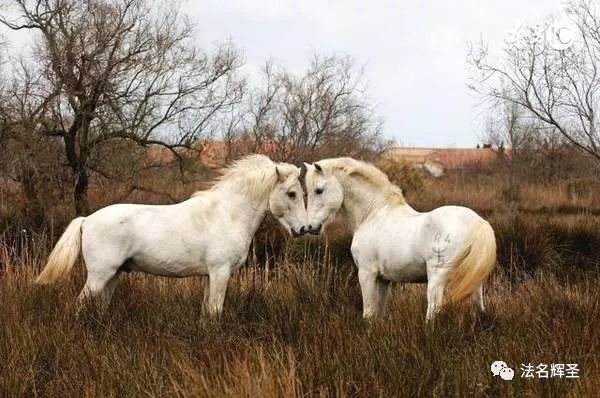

[307,224,321,235]
[300,226,306,234]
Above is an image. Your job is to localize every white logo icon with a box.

[491,360,507,376]
[500,367,515,380]
[491,360,514,380]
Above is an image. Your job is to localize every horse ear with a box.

[314,163,323,173]
[303,162,312,170]
[275,166,285,182]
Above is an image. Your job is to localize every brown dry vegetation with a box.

[1,162,599,397]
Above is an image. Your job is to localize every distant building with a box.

[383,145,500,177]
[145,140,280,168]
[144,141,503,177]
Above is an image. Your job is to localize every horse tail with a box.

[36,217,85,284]
[445,218,496,304]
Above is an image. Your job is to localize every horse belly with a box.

[353,220,428,283]
[129,232,248,278]
[128,252,207,277]
[380,258,427,283]
[127,233,210,277]
[373,226,428,283]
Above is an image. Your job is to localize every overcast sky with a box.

[2,0,567,147]
[189,0,566,147]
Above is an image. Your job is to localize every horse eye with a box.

[315,188,323,195]
[287,191,296,199]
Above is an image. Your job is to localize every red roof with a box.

[144,140,280,168]
[146,142,501,170]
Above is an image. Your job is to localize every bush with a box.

[375,158,428,197]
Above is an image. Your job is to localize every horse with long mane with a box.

[303,157,496,320]
[36,155,307,315]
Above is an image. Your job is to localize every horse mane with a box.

[319,157,406,205]
[191,154,278,200]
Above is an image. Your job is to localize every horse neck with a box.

[211,178,271,236]
[339,176,415,232]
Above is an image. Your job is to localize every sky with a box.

[1,0,567,147]
[187,0,566,147]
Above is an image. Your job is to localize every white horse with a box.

[303,158,496,321]
[36,155,307,315]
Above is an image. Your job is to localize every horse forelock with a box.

[318,157,406,205]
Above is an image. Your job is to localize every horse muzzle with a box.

[291,226,307,237]
[307,224,322,235]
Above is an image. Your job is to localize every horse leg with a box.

[425,267,448,322]
[205,267,231,317]
[77,270,119,314]
[78,235,126,314]
[102,275,120,306]
[358,268,381,319]
[375,278,391,316]
[471,285,485,312]
[202,276,210,312]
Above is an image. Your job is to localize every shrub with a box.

[375,158,428,197]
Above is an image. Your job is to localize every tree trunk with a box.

[64,125,90,216]
[73,167,89,216]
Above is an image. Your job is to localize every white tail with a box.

[36,217,85,284]
[445,219,497,304]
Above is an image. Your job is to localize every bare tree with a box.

[0,31,9,134]
[0,0,244,214]
[233,55,382,162]
[469,0,600,163]
[484,98,536,157]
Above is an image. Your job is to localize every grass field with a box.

[1,171,599,397]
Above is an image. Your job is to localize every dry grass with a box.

[412,172,599,217]
[1,167,599,397]
[0,258,598,397]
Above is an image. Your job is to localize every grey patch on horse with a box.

[432,231,452,268]
[431,260,452,269]
[119,258,135,273]
[298,163,308,207]
[432,247,445,265]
